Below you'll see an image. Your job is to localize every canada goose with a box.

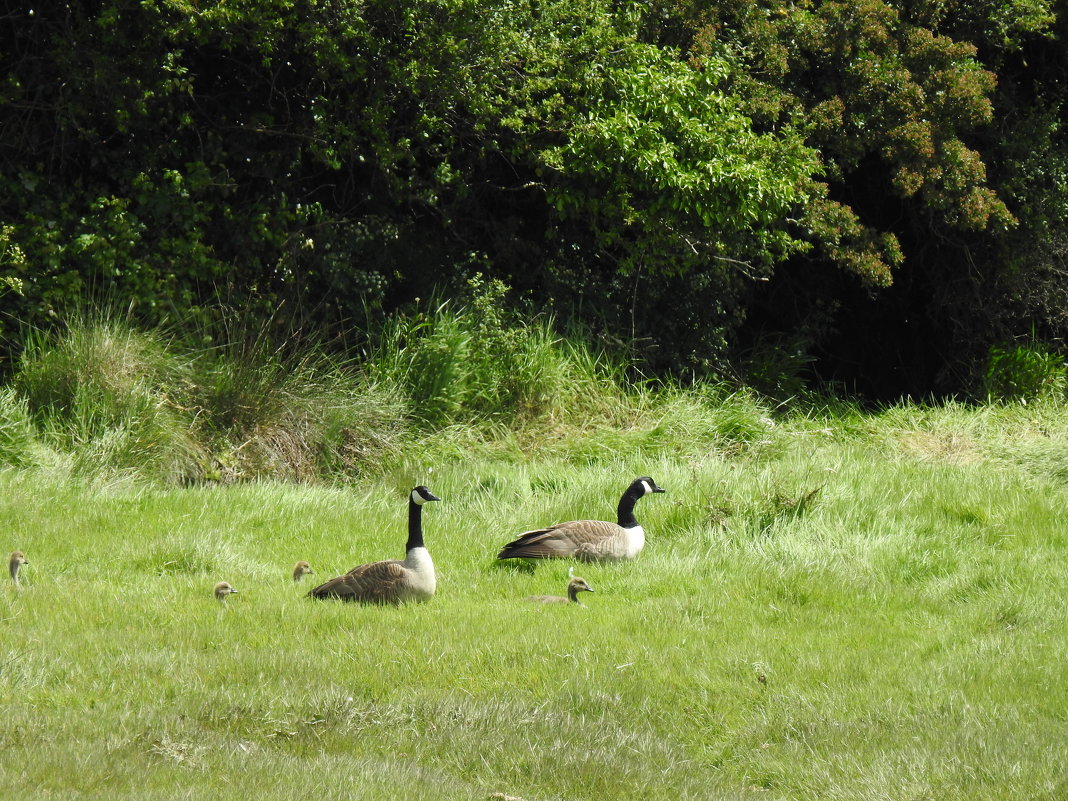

[214,581,238,602]
[497,476,666,562]
[308,486,440,604]
[527,568,595,605]
[292,560,314,582]
[9,551,28,586]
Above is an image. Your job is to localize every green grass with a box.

[2,401,1066,800]
[366,277,632,430]
[4,313,413,485]
[1,299,641,485]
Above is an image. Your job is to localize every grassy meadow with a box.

[1,312,1066,799]
[2,400,1067,800]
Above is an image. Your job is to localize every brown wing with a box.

[497,520,624,560]
[307,559,410,604]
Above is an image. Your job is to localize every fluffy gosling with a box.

[9,550,28,587]
[214,581,238,602]
[292,560,315,582]
[527,569,595,606]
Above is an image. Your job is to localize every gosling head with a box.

[9,551,28,585]
[292,560,314,582]
[214,581,238,602]
[566,575,595,604]
[525,568,596,606]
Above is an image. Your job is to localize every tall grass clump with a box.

[0,385,52,468]
[2,311,411,485]
[369,275,630,430]
[182,319,408,483]
[983,341,1067,402]
[649,383,780,456]
[11,316,202,483]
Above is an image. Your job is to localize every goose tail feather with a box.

[497,528,567,560]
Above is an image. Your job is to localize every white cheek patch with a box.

[640,480,653,495]
[411,489,426,505]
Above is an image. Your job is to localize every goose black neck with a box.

[406,497,426,552]
[616,485,643,528]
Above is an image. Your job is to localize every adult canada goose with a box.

[497,476,666,562]
[308,486,440,604]
[9,551,28,586]
[214,581,238,602]
[527,568,595,605]
[292,560,314,582]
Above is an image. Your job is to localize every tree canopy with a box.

[1,1,1065,397]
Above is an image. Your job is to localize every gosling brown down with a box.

[9,550,28,586]
[214,581,238,601]
[527,571,595,605]
[292,560,315,582]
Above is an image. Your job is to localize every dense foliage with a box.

[1,1,1065,397]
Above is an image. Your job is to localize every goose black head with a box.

[411,486,441,505]
[634,476,666,495]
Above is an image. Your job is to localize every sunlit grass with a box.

[2,401,1066,799]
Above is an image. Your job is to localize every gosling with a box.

[526,571,595,606]
[214,581,238,602]
[292,560,315,582]
[9,551,28,587]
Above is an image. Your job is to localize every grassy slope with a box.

[1,403,1066,800]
